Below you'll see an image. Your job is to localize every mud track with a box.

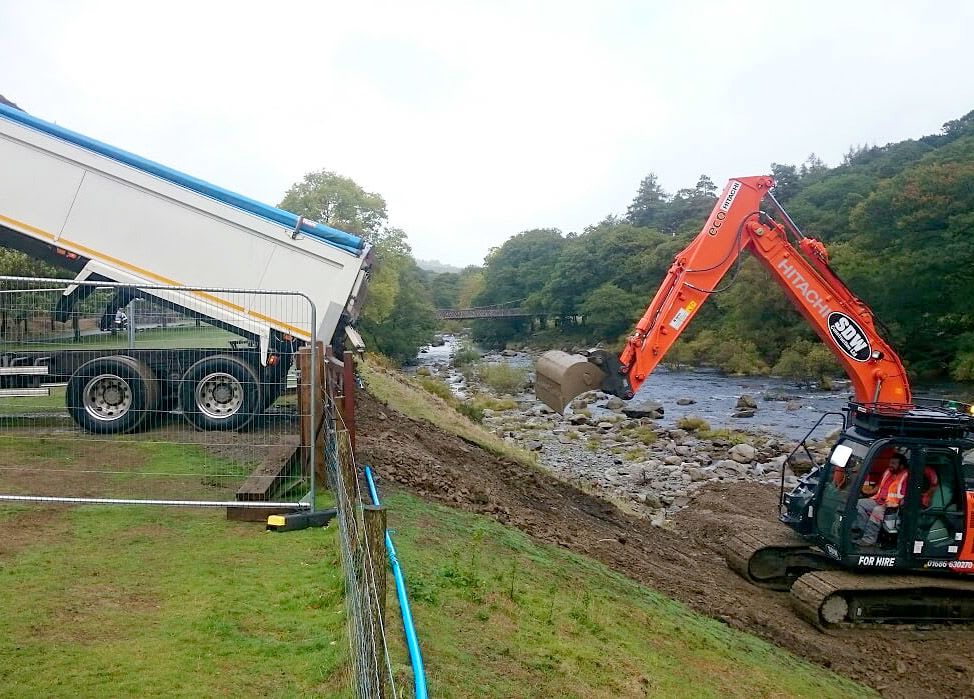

[355,389,974,699]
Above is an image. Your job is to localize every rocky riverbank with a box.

[482,391,832,525]
[412,341,838,524]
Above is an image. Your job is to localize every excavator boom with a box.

[536,175,911,411]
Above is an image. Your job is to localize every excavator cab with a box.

[785,401,973,575]
[816,442,967,563]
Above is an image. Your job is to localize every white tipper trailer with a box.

[0,101,371,433]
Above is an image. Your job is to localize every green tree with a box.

[279,173,436,363]
[471,229,565,346]
[662,175,718,234]
[357,228,438,363]
[773,339,841,385]
[578,283,642,341]
[456,266,485,308]
[769,163,800,202]
[279,169,388,241]
[428,271,461,309]
[625,173,669,230]
[0,248,69,340]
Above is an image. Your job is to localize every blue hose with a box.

[0,102,365,256]
[364,465,428,699]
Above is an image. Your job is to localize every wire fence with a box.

[0,274,424,695]
[0,276,317,509]
[325,370,399,698]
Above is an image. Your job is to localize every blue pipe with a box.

[364,465,428,699]
[0,102,365,256]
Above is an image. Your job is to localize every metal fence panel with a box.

[0,276,317,509]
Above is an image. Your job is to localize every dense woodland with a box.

[1,110,972,381]
[428,110,974,383]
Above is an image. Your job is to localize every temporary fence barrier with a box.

[0,274,413,695]
[0,276,319,512]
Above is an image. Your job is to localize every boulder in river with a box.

[623,399,664,419]
[735,394,758,409]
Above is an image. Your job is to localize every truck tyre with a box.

[180,355,262,431]
[261,380,285,410]
[66,356,158,434]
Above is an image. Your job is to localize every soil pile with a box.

[355,389,974,699]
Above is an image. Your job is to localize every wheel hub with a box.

[195,371,245,419]
[83,374,133,421]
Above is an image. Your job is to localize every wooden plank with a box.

[313,342,326,487]
[342,350,356,453]
[296,346,312,476]
[362,504,387,699]
[235,435,301,501]
[226,504,301,522]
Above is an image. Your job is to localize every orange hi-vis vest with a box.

[875,469,908,507]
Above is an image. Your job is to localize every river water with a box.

[410,335,972,442]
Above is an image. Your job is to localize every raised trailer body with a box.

[0,102,370,353]
[0,103,370,431]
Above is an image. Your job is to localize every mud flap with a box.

[535,350,607,413]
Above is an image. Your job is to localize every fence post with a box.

[296,346,312,476]
[362,504,387,699]
[335,420,358,547]
[342,351,356,453]
[313,341,327,488]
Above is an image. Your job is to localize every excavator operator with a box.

[853,453,909,546]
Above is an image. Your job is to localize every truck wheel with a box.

[66,356,158,434]
[180,355,262,431]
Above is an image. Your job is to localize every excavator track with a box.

[724,527,840,591]
[791,570,974,627]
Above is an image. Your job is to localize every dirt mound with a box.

[355,389,974,698]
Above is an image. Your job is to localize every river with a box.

[410,335,972,442]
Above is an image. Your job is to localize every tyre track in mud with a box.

[355,389,974,699]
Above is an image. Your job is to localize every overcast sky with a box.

[1,1,971,268]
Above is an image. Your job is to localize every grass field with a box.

[0,488,874,698]
[0,358,876,697]
[0,504,353,698]
[383,491,874,698]
[5,325,241,352]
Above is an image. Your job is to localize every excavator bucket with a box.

[535,350,607,413]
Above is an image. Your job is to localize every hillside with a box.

[354,368,974,699]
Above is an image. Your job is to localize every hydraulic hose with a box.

[364,465,428,699]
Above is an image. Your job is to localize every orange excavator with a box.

[536,175,974,625]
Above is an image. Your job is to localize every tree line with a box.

[435,110,974,383]
[1,110,972,383]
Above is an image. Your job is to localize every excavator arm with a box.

[536,175,911,412]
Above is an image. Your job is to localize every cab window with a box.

[817,439,868,542]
